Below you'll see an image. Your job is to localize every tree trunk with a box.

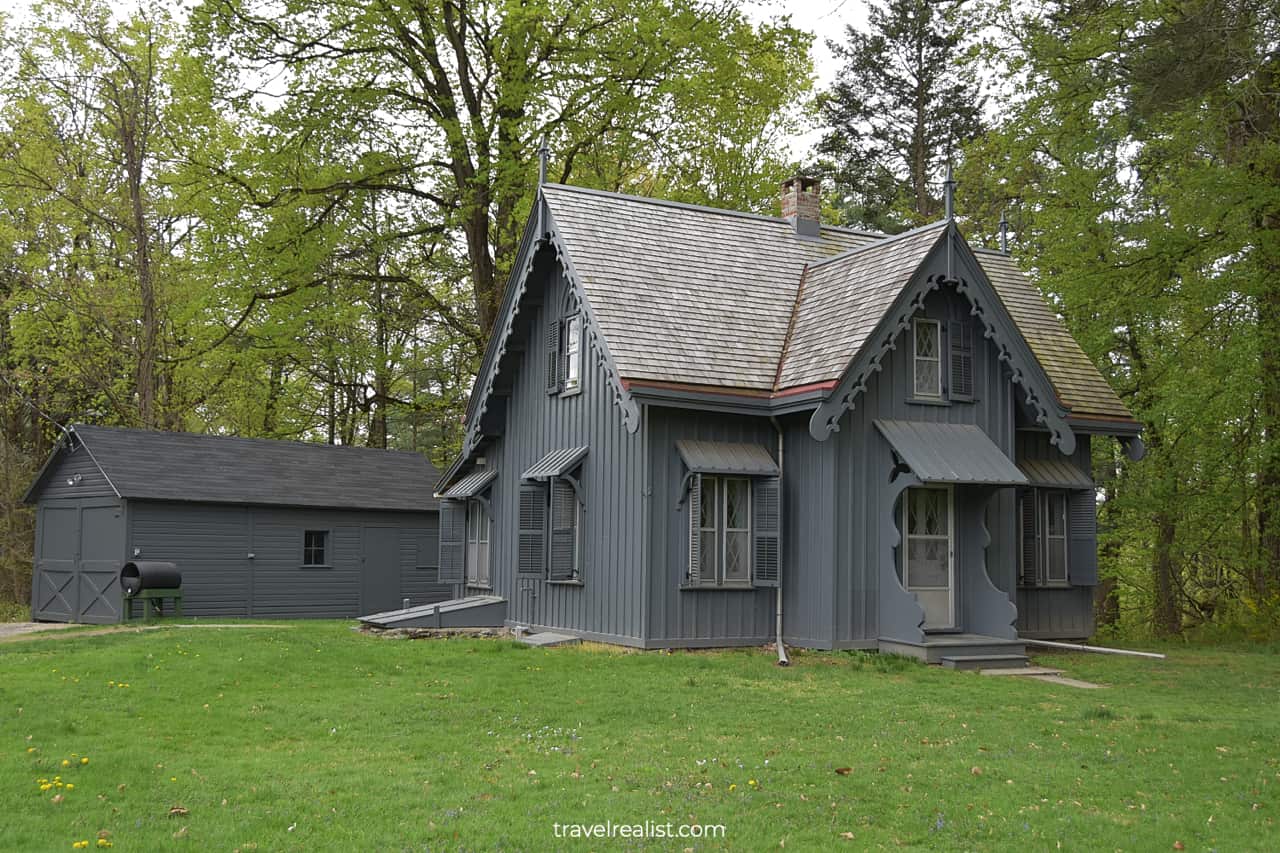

[1152,508,1181,635]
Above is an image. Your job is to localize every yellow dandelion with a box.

[55,781,63,788]
[170,776,177,782]
[61,759,70,768]
[108,681,114,686]
[65,783,74,791]
[80,758,89,765]
[729,783,737,792]
[40,783,52,792]
[54,776,61,782]
[749,779,758,787]
[27,747,37,753]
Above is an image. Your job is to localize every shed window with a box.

[547,310,583,396]
[303,530,328,567]
[913,319,941,397]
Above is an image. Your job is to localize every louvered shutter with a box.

[950,320,974,399]
[438,500,465,584]
[752,476,781,587]
[1017,488,1040,587]
[687,473,702,585]
[545,320,561,394]
[549,478,578,580]
[518,481,547,574]
[1067,488,1099,586]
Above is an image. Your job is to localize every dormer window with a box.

[546,299,583,397]
[563,314,582,394]
[913,319,941,397]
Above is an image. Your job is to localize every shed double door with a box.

[32,500,124,624]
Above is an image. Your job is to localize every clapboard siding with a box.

[33,445,116,500]
[130,502,251,617]
[645,408,778,646]
[399,522,451,608]
[486,253,645,642]
[125,501,438,620]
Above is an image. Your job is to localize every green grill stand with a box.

[122,590,184,622]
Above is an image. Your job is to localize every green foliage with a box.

[960,0,1280,637]
[1,623,1277,848]
[817,0,985,231]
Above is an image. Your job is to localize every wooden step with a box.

[940,654,1029,671]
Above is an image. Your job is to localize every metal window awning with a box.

[522,446,589,480]
[875,420,1027,486]
[676,440,779,477]
[440,467,497,499]
[1017,458,1093,490]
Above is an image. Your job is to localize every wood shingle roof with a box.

[541,184,1134,423]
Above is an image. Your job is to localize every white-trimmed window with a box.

[692,475,752,586]
[913,318,942,397]
[465,499,490,588]
[1019,488,1072,587]
[563,313,582,394]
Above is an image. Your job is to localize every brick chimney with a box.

[780,175,821,237]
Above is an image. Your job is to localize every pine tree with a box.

[817,0,984,232]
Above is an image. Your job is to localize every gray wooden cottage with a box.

[433,176,1143,662]
[25,425,447,623]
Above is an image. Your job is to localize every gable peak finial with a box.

[999,208,1010,254]
[943,164,956,222]
[538,136,549,186]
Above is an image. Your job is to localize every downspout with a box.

[770,416,790,667]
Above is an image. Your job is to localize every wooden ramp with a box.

[359,596,507,629]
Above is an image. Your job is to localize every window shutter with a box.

[687,473,702,585]
[1017,488,1040,586]
[949,320,974,399]
[549,478,578,581]
[518,481,547,574]
[438,500,465,584]
[752,476,781,587]
[1067,488,1099,586]
[545,320,561,394]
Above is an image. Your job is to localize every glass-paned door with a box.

[902,486,954,629]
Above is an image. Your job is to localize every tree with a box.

[962,0,1280,636]
[818,0,985,232]
[194,0,812,334]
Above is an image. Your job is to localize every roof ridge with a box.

[542,183,885,238]
[72,424,432,459]
[804,219,949,273]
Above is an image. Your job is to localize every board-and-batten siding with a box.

[488,254,644,643]
[783,289,1019,647]
[1014,430,1097,639]
[34,446,116,501]
[645,408,778,647]
[127,502,444,619]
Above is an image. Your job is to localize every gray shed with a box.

[24,425,448,623]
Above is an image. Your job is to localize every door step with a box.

[519,631,581,648]
[940,654,1029,671]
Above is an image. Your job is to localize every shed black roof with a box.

[26,425,439,512]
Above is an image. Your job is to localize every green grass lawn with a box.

[2,624,1277,851]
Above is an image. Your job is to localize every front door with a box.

[362,527,402,615]
[902,486,955,629]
